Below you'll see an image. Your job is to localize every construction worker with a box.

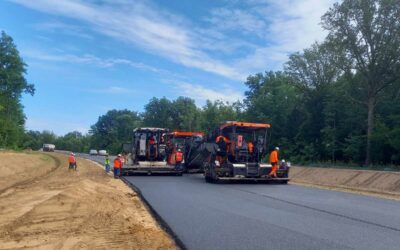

[148,135,156,158]
[279,159,288,170]
[216,135,229,154]
[248,141,254,154]
[268,147,279,178]
[216,135,230,164]
[113,154,122,178]
[105,155,111,173]
[247,140,254,160]
[175,149,183,170]
[68,152,77,171]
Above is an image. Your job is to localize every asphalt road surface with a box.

[124,174,400,250]
[76,153,400,250]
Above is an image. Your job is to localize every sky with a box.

[0,0,336,135]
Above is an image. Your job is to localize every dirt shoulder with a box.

[0,152,55,192]
[290,166,400,200]
[0,152,177,249]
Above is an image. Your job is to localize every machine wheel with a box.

[210,168,219,183]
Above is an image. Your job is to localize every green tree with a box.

[90,109,142,154]
[322,0,400,165]
[244,71,303,159]
[56,131,90,153]
[200,100,240,132]
[285,42,343,161]
[0,31,35,148]
[142,97,174,128]
[22,130,57,150]
[170,97,200,131]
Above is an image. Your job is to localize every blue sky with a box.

[1,0,335,135]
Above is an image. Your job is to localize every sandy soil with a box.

[0,152,54,192]
[0,152,176,250]
[290,166,400,200]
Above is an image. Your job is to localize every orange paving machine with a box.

[201,121,290,183]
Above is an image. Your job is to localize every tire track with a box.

[0,153,61,196]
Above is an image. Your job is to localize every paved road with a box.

[124,174,400,250]
[73,153,400,249]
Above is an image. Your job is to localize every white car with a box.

[98,150,107,156]
[89,149,98,155]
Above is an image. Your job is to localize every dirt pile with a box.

[290,166,400,199]
[0,152,176,249]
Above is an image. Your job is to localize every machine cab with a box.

[164,131,204,165]
[208,121,270,164]
[129,127,169,163]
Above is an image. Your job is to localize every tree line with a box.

[1,0,399,166]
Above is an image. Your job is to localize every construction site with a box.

[1,121,400,249]
[1,0,400,249]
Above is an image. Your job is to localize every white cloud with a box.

[172,81,244,105]
[13,0,244,80]
[205,8,267,37]
[22,48,162,72]
[33,20,93,39]
[13,0,336,81]
[234,0,337,72]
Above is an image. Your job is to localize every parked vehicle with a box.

[89,149,98,155]
[43,144,55,152]
[98,150,107,156]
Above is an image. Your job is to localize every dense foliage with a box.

[0,31,35,148]
[1,0,399,165]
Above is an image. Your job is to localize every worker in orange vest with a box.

[148,135,156,158]
[175,149,183,170]
[247,141,254,160]
[113,154,122,178]
[68,152,77,171]
[216,135,230,164]
[268,147,279,178]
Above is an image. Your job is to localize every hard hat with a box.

[275,147,280,151]
[118,154,122,157]
[177,149,181,152]
[282,159,285,163]
[70,152,74,155]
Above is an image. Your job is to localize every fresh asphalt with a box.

[78,153,400,250]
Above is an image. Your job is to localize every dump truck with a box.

[43,144,55,152]
[200,121,290,183]
[165,131,204,172]
[120,127,183,176]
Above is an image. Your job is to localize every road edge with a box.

[120,177,186,250]
[78,155,185,249]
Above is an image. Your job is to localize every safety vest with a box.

[175,152,183,162]
[114,158,122,168]
[105,158,110,165]
[269,150,278,164]
[149,138,155,145]
[248,142,254,153]
[68,155,76,164]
